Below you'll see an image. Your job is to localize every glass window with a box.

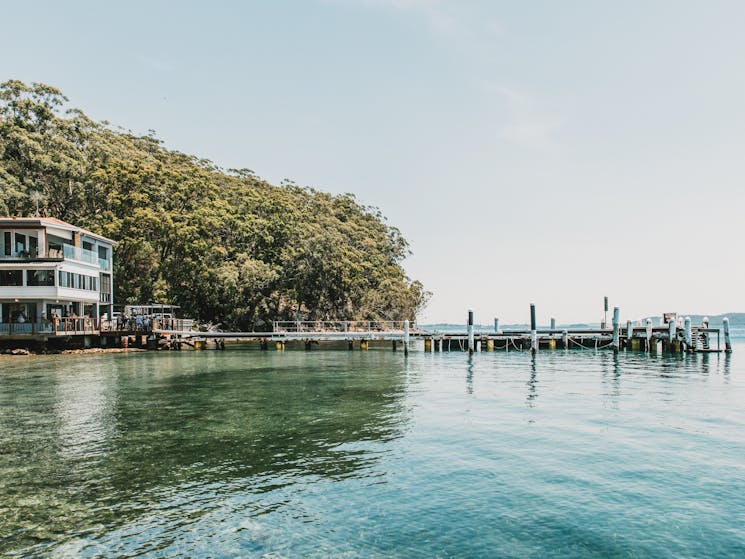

[98,246,108,260]
[26,270,55,286]
[0,270,23,286]
[14,233,26,255]
[3,232,10,256]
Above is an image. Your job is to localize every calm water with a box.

[1,341,745,558]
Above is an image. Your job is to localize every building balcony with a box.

[0,247,111,270]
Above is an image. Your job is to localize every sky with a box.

[2,0,744,324]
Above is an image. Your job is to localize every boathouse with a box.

[0,217,115,334]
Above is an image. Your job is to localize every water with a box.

[1,341,745,558]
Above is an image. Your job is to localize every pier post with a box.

[645,319,652,352]
[404,320,410,356]
[602,296,608,329]
[562,329,568,350]
[702,317,710,349]
[360,339,369,351]
[626,320,633,349]
[530,303,537,354]
[550,317,556,331]
[467,310,474,355]
[424,338,432,352]
[275,341,285,351]
[723,317,732,353]
[392,340,397,351]
[612,307,620,353]
[494,318,499,333]
[434,338,441,352]
[684,317,692,352]
[349,340,354,351]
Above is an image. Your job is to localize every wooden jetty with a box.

[151,309,730,355]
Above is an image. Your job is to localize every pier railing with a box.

[0,317,100,336]
[273,320,412,333]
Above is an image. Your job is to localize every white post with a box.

[723,317,732,352]
[684,316,692,352]
[612,307,620,353]
[645,318,652,352]
[404,319,410,357]
[626,320,633,349]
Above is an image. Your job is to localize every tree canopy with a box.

[0,80,429,329]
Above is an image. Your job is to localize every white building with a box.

[0,217,115,332]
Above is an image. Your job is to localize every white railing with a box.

[273,320,413,333]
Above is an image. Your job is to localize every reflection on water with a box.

[1,344,745,558]
[0,351,409,557]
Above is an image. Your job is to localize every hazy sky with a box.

[2,1,744,324]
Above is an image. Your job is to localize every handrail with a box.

[273,320,414,333]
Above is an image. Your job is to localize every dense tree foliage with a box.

[0,80,429,329]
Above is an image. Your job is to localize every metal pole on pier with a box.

[612,307,620,353]
[404,319,410,357]
[530,303,537,354]
[467,310,474,355]
[645,319,652,352]
[723,317,732,353]
[684,316,692,352]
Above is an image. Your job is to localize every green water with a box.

[1,347,744,557]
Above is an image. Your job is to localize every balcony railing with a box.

[0,246,111,269]
[0,248,64,260]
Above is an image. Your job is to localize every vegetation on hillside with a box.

[0,80,428,329]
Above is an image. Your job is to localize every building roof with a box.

[0,217,116,244]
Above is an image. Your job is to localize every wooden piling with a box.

[404,319,410,356]
[486,338,494,351]
[360,340,369,351]
[612,306,620,353]
[467,310,474,355]
[562,329,568,349]
[645,319,653,352]
[494,318,499,333]
[434,338,441,352]
[723,317,732,352]
[668,318,676,348]
[602,296,609,329]
[530,303,537,354]
[626,320,633,349]
[424,338,432,352]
